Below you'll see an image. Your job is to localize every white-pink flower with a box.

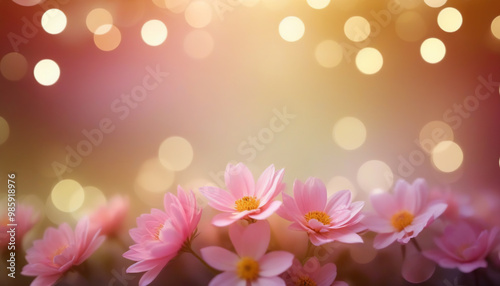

[423,221,499,273]
[282,257,348,286]
[201,221,294,286]
[89,195,129,236]
[363,178,447,249]
[21,217,105,286]
[200,163,285,227]
[123,187,201,286]
[277,177,365,246]
[1,203,38,249]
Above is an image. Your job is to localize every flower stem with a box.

[302,239,314,263]
[411,238,422,252]
[186,247,219,274]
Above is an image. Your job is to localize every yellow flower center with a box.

[235,196,260,212]
[391,210,414,232]
[304,211,331,225]
[296,275,317,286]
[153,223,164,240]
[236,257,260,281]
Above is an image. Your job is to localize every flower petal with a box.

[314,262,337,286]
[370,193,398,219]
[258,251,294,277]
[373,232,399,249]
[250,201,282,220]
[200,186,236,212]
[201,246,239,271]
[254,276,287,286]
[225,163,255,198]
[138,260,168,286]
[30,274,62,286]
[209,272,246,286]
[230,221,270,260]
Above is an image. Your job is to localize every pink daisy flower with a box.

[277,177,365,246]
[1,203,38,249]
[363,178,447,249]
[423,221,499,273]
[200,163,285,227]
[89,195,129,236]
[282,257,348,286]
[123,187,202,286]
[201,221,294,286]
[21,217,105,286]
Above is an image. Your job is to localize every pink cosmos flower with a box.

[422,221,499,273]
[282,257,348,286]
[201,221,293,286]
[21,217,105,286]
[89,195,129,236]
[277,177,365,246]
[123,187,202,286]
[363,178,447,249]
[200,163,285,227]
[1,203,38,249]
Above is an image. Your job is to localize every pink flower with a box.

[200,163,285,227]
[123,187,202,286]
[363,178,447,249]
[1,203,38,249]
[282,257,348,286]
[89,195,129,236]
[201,221,293,286]
[21,217,105,286]
[277,177,365,246]
[422,221,499,273]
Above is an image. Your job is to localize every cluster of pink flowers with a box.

[13,162,500,285]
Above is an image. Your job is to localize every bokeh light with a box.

[185,1,213,28]
[307,0,330,9]
[153,0,190,13]
[314,40,343,68]
[51,179,85,213]
[419,120,454,154]
[344,16,370,42]
[327,176,357,198]
[437,7,463,33]
[41,9,67,35]
[355,47,383,75]
[86,8,113,35]
[135,158,175,193]
[424,0,447,8]
[141,20,168,46]
[333,117,367,150]
[1,52,28,81]
[184,30,214,59]
[350,243,377,264]
[0,117,9,145]
[12,0,42,7]
[94,25,121,51]
[34,59,60,86]
[395,11,427,42]
[491,16,500,40]
[279,16,305,42]
[357,160,393,194]
[431,141,464,173]
[71,186,107,219]
[420,38,446,64]
[159,136,194,171]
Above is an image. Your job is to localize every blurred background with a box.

[1,0,500,285]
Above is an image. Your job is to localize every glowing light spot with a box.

[333,117,367,150]
[45,196,74,225]
[438,7,462,33]
[1,52,28,81]
[41,9,67,35]
[136,158,175,193]
[71,186,107,219]
[184,30,214,59]
[431,141,463,173]
[424,0,446,8]
[0,117,9,145]
[12,0,42,7]
[420,38,446,64]
[153,0,190,13]
[51,179,85,213]
[235,196,260,212]
[344,16,370,42]
[34,59,60,86]
[419,121,454,154]
[159,136,194,171]
[355,47,383,75]
[185,1,212,28]
[327,176,356,198]
[315,40,343,68]
[279,16,305,42]
[350,242,377,264]
[491,16,500,40]
[357,160,393,194]
[94,25,121,51]
[86,8,113,35]
[307,0,330,9]
[141,20,167,46]
[395,11,427,42]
